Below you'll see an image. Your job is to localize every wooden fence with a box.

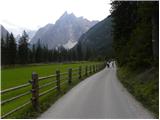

[1,63,106,118]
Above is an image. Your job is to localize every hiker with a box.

[112,61,114,68]
[106,61,109,68]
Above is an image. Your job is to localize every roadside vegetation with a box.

[117,66,158,118]
[111,1,159,118]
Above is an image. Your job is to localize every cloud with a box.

[0,0,111,32]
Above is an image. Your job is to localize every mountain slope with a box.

[0,25,10,40]
[30,12,98,49]
[74,15,113,59]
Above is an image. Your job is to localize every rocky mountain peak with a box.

[30,12,98,49]
[61,11,76,18]
[56,11,77,24]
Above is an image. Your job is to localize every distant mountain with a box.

[0,25,10,40]
[73,16,113,59]
[26,30,36,40]
[0,24,36,43]
[0,22,36,40]
[30,11,98,49]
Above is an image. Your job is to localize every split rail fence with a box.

[1,63,106,118]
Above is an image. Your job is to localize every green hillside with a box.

[73,16,113,60]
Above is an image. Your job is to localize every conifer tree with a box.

[8,33,17,64]
[18,31,29,64]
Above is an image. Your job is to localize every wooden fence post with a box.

[68,68,72,84]
[85,66,88,76]
[31,72,39,111]
[91,65,92,74]
[94,65,95,72]
[89,66,91,74]
[96,65,98,71]
[98,64,100,70]
[79,66,82,80]
[56,70,60,92]
[92,65,94,73]
[96,65,97,71]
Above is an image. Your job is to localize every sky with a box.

[0,0,111,35]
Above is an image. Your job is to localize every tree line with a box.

[111,1,158,70]
[1,31,95,66]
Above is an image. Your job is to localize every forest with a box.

[110,1,159,117]
[1,31,95,65]
[111,1,158,70]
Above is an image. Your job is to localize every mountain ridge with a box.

[30,12,98,49]
[72,15,113,59]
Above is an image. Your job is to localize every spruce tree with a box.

[8,33,17,65]
[76,42,83,61]
[35,39,42,63]
[18,31,29,64]
[1,38,5,65]
[32,44,36,63]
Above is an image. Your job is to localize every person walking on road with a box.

[106,62,109,68]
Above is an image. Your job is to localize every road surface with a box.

[39,64,153,119]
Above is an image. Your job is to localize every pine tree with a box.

[35,39,42,63]
[42,46,49,62]
[4,33,10,65]
[32,44,36,63]
[1,37,6,65]
[76,42,83,61]
[85,47,91,61]
[18,31,29,64]
[53,49,58,62]
[8,33,17,65]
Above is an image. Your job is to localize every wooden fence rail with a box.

[1,63,106,118]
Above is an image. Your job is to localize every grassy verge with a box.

[1,62,102,118]
[117,66,159,118]
[14,73,94,119]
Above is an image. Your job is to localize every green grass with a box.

[2,61,96,89]
[1,61,102,118]
[117,66,159,118]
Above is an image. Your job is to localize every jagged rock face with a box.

[30,12,98,49]
[0,25,9,40]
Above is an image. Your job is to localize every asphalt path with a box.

[39,64,153,119]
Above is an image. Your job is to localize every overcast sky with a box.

[0,0,111,33]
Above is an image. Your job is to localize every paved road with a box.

[39,65,153,119]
